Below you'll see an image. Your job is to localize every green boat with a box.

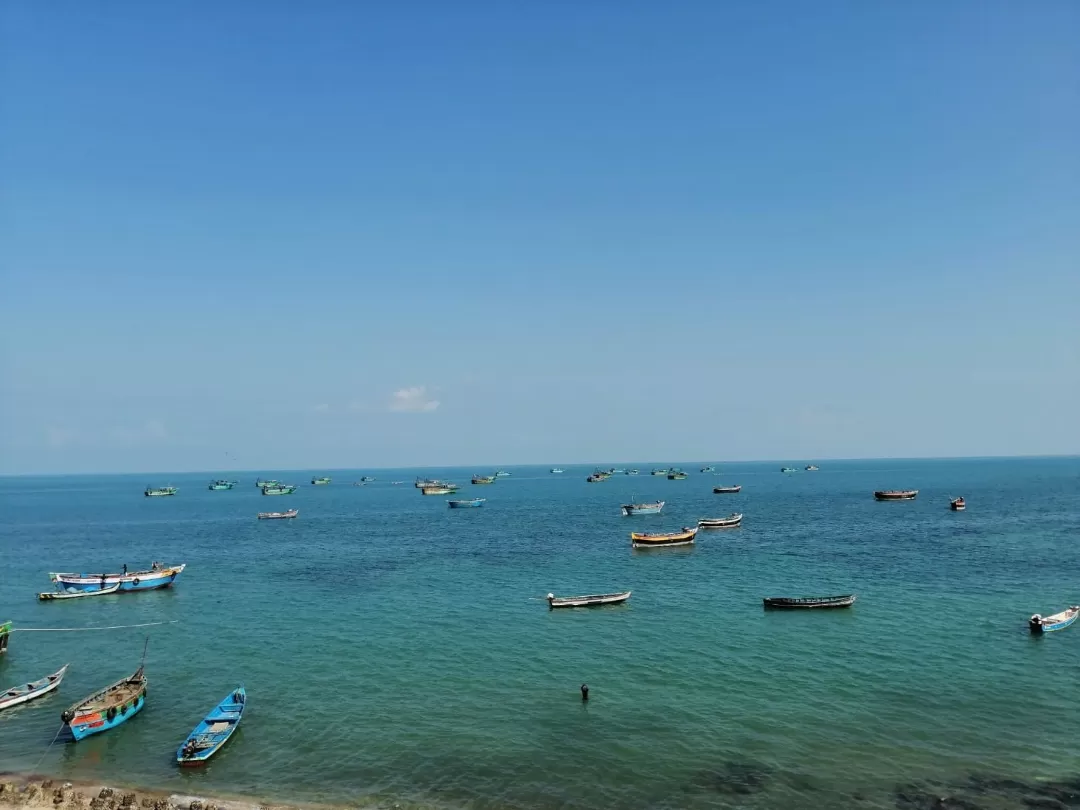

[262,485,296,496]
[208,480,234,491]
[311,477,331,485]
[0,620,11,655]
[255,479,279,488]
[651,469,668,476]
[145,486,177,497]
[667,471,688,480]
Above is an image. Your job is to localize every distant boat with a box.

[621,500,665,516]
[1029,606,1079,634]
[422,486,455,495]
[874,490,918,501]
[950,497,966,511]
[780,467,796,473]
[360,476,376,482]
[698,513,743,529]
[700,466,715,473]
[391,481,405,485]
[667,471,688,480]
[763,594,857,609]
[255,479,279,488]
[177,686,246,766]
[651,469,668,476]
[805,465,819,471]
[550,468,564,474]
[448,498,485,508]
[416,478,444,489]
[208,480,234,491]
[0,621,10,655]
[311,477,331,485]
[713,485,742,494]
[257,509,298,520]
[1,664,69,712]
[626,469,639,475]
[61,661,147,741]
[494,470,511,477]
[608,468,625,474]
[144,486,177,497]
[586,473,608,482]
[472,475,496,485]
[547,591,631,609]
[262,485,297,495]
[49,564,185,594]
[40,582,121,601]
[353,482,367,487]
[631,527,698,548]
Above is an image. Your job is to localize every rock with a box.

[152,801,169,810]
[64,785,73,791]
[99,791,114,801]
[89,799,105,810]
[120,795,136,808]
[189,802,203,810]
[43,782,55,791]
[55,796,66,805]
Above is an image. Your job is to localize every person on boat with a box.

[151,561,160,571]
[122,564,128,576]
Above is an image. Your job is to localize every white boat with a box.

[0,664,69,711]
[547,591,631,609]
[698,513,743,529]
[257,509,298,520]
[39,583,121,601]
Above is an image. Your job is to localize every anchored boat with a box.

[1029,606,1079,634]
[422,486,456,495]
[49,564,185,594]
[805,465,819,471]
[257,509,298,520]
[698,513,743,529]
[713,485,742,494]
[61,660,147,741]
[262,485,297,495]
[494,470,511,477]
[950,497,966,511]
[550,468,564,474]
[40,582,121,601]
[448,498,485,508]
[631,527,698,548]
[208,480,234,491]
[255,479,279,488]
[621,500,665,516]
[177,686,246,766]
[311,477,331,485]
[763,594,856,609]
[547,591,631,609]
[144,486,177,497]
[472,475,496,485]
[874,490,918,501]
[667,471,688,480]
[651,469,668,476]
[1,664,69,712]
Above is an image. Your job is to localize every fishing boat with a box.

[49,563,186,594]
[950,497,966,511]
[550,468,564,474]
[176,686,246,766]
[422,486,455,495]
[360,476,376,482]
[1029,606,1079,634]
[805,465,819,471]
[631,527,698,548]
[608,468,625,475]
[713,485,742,494]
[208,480,234,491]
[780,467,796,473]
[667,471,688,480]
[621,500,665,516]
[472,475,496,485]
[700,466,715,473]
[698,513,743,529]
[144,486,177,497]
[586,474,607,483]
[448,498,485,508]
[626,469,639,475]
[651,468,669,476]
[0,664,69,712]
[61,655,147,741]
[874,490,918,501]
[0,621,10,655]
[257,509,298,520]
[415,478,447,489]
[262,485,297,495]
[547,591,631,609]
[311,477,331,485]
[255,479,279,488]
[39,583,121,601]
[494,470,511,477]
[763,594,857,609]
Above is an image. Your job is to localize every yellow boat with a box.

[630,526,698,548]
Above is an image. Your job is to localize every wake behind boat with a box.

[547,591,631,609]
[1029,606,1079,634]
[40,582,121,601]
[49,563,185,594]
[0,664,68,711]
[177,686,246,766]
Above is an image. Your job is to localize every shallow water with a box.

[1,458,1079,809]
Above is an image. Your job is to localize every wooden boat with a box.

[61,663,147,741]
[547,591,631,609]
[763,594,857,609]
[144,486,177,497]
[621,500,665,516]
[176,686,246,766]
[448,498,485,508]
[0,621,10,655]
[713,485,742,494]
[311,477,331,485]
[805,465,819,471]
[262,485,297,495]
[667,471,688,480]
[631,526,698,548]
[208,480,234,491]
[472,475,496,485]
[40,582,121,601]
[0,664,69,711]
[550,468,564,474]
[874,490,918,501]
[49,564,185,594]
[257,509,298,520]
[700,466,715,473]
[255,479,279,488]
[422,486,455,495]
[698,513,743,529]
[1029,606,1079,634]
[950,497,966,511]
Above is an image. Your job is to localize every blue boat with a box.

[177,686,246,766]
[61,664,146,741]
[49,563,185,593]
[621,500,665,516]
[1029,606,1079,634]
[448,498,485,508]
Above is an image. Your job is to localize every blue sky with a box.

[1,1,1077,474]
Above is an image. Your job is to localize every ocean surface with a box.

[2,458,1079,810]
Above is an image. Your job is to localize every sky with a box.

[1,1,1078,474]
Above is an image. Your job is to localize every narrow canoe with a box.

[621,501,665,516]
[547,591,631,609]
[448,498,485,508]
[631,527,698,548]
[257,509,298,520]
[61,665,146,741]
[177,686,246,766]
[713,485,742,494]
[874,490,918,500]
[50,564,185,593]
[698,513,743,529]
[1029,606,1079,634]
[40,583,121,601]
[763,594,857,609]
[0,664,69,711]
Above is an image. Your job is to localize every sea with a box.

[1,457,1079,810]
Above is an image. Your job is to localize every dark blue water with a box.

[1,458,1079,809]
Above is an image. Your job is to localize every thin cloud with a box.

[311,403,330,413]
[388,386,440,413]
[110,419,168,445]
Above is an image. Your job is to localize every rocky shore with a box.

[0,778,306,810]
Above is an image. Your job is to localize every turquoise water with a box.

[2,458,1079,809]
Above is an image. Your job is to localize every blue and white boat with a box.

[494,470,511,477]
[448,498,486,508]
[61,663,146,741]
[177,686,246,766]
[621,500,665,516]
[550,468,564,474]
[49,563,185,594]
[1029,606,1079,634]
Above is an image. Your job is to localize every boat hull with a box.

[698,514,743,529]
[63,671,147,742]
[448,499,485,508]
[40,583,121,600]
[257,510,298,520]
[631,528,698,548]
[621,501,665,516]
[1029,608,1079,634]
[548,591,631,608]
[874,490,918,500]
[177,687,245,766]
[763,595,857,609]
[713,486,742,494]
[50,565,185,593]
[0,664,68,711]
